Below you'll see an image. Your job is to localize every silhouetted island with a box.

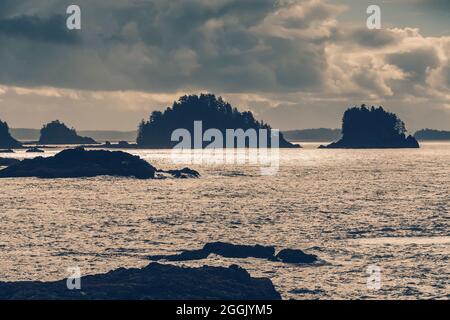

[137,94,299,148]
[0,148,199,179]
[0,120,22,149]
[0,262,281,300]
[414,129,450,141]
[10,128,138,143]
[39,120,98,145]
[320,105,419,149]
[148,242,319,264]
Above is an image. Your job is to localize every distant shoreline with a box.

[10,128,137,143]
[10,128,450,144]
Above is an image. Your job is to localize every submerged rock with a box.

[0,157,20,167]
[149,242,318,264]
[203,242,276,260]
[150,242,275,262]
[26,147,45,153]
[0,262,281,300]
[150,249,209,262]
[275,249,318,264]
[160,168,200,179]
[0,148,199,180]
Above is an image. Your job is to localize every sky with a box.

[0,0,449,131]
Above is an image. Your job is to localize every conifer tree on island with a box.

[137,94,299,148]
[321,105,419,149]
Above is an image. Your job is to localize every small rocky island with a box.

[137,94,299,148]
[0,262,281,300]
[321,105,419,149]
[39,120,98,145]
[0,148,199,179]
[0,120,22,149]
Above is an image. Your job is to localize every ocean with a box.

[0,142,448,299]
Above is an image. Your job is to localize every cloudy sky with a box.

[0,0,449,131]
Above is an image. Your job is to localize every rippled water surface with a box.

[0,143,449,299]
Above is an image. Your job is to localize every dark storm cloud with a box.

[349,28,399,48]
[0,0,337,92]
[0,14,79,43]
[418,0,450,10]
[0,0,22,17]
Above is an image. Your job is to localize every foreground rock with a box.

[149,242,318,264]
[275,249,318,264]
[149,242,276,262]
[0,148,199,179]
[0,158,20,167]
[160,168,201,179]
[0,263,281,300]
[321,105,419,149]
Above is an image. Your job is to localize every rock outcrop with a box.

[0,263,281,300]
[0,148,199,179]
[275,249,318,264]
[160,168,201,179]
[149,242,276,262]
[0,120,22,149]
[148,242,318,264]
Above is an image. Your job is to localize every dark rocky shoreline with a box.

[0,262,281,300]
[0,148,199,179]
[149,242,320,264]
[0,157,20,167]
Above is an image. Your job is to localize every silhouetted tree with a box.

[137,94,298,148]
[39,120,97,145]
[324,105,419,148]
